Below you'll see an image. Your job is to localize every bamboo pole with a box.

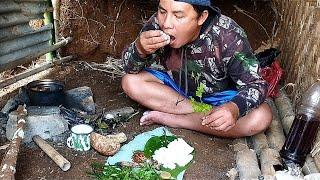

[0,37,72,72]
[233,138,261,179]
[33,135,71,171]
[0,55,74,89]
[265,99,285,151]
[252,133,268,156]
[274,90,295,134]
[52,0,61,44]
[260,148,282,179]
[0,105,27,179]
[236,149,261,180]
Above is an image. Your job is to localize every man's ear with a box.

[197,10,209,26]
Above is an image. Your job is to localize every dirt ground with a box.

[1,64,235,180]
[0,0,276,179]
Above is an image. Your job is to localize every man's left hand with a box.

[201,102,239,132]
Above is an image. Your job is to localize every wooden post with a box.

[0,55,74,89]
[0,105,27,179]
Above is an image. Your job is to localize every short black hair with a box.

[192,4,216,18]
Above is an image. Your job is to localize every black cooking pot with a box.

[26,79,65,106]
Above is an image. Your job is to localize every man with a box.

[121,0,272,138]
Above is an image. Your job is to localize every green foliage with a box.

[195,83,206,98]
[88,162,160,180]
[190,98,212,113]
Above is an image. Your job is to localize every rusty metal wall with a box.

[0,0,54,73]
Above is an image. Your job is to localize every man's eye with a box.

[159,10,166,14]
[175,15,183,19]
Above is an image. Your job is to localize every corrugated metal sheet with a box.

[0,0,55,73]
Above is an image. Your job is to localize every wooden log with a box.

[233,138,248,152]
[265,99,286,151]
[274,90,295,134]
[0,37,72,73]
[233,138,261,179]
[236,148,261,180]
[303,155,319,175]
[0,105,27,179]
[252,133,268,156]
[33,135,71,171]
[0,55,73,89]
[260,148,282,179]
[52,0,61,43]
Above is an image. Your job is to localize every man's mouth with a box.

[169,35,176,44]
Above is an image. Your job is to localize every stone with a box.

[6,106,69,143]
[1,87,29,114]
[65,86,95,114]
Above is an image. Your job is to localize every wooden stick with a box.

[0,105,27,179]
[236,148,261,179]
[233,138,261,179]
[260,148,282,178]
[265,99,286,151]
[33,135,71,171]
[252,133,269,156]
[0,55,73,89]
[0,37,72,72]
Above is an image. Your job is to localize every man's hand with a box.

[201,102,240,132]
[135,30,170,58]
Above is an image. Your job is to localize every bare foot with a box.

[140,111,172,126]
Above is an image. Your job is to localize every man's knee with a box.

[243,103,273,136]
[121,74,135,94]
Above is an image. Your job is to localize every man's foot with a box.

[140,111,172,126]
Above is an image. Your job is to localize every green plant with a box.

[88,162,160,180]
[190,98,212,113]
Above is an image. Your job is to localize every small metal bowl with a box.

[26,79,65,106]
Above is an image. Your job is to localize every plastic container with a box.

[280,81,320,166]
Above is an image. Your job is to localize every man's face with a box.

[157,0,203,48]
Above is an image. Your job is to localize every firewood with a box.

[265,99,286,151]
[236,148,261,179]
[252,133,269,156]
[260,148,282,178]
[0,105,27,179]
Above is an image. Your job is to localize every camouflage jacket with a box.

[122,14,268,116]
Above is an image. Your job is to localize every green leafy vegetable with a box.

[190,98,212,113]
[144,135,177,158]
[88,162,160,180]
[195,83,206,98]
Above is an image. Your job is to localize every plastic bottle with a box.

[280,81,320,166]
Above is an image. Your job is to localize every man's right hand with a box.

[135,30,170,58]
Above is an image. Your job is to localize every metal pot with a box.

[26,79,65,106]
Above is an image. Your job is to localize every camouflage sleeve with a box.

[122,14,160,74]
[122,42,155,73]
[225,34,268,117]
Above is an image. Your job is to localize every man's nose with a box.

[163,15,173,29]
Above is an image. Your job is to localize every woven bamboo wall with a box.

[273,0,320,105]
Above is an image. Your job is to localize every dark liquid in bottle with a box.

[280,113,320,166]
